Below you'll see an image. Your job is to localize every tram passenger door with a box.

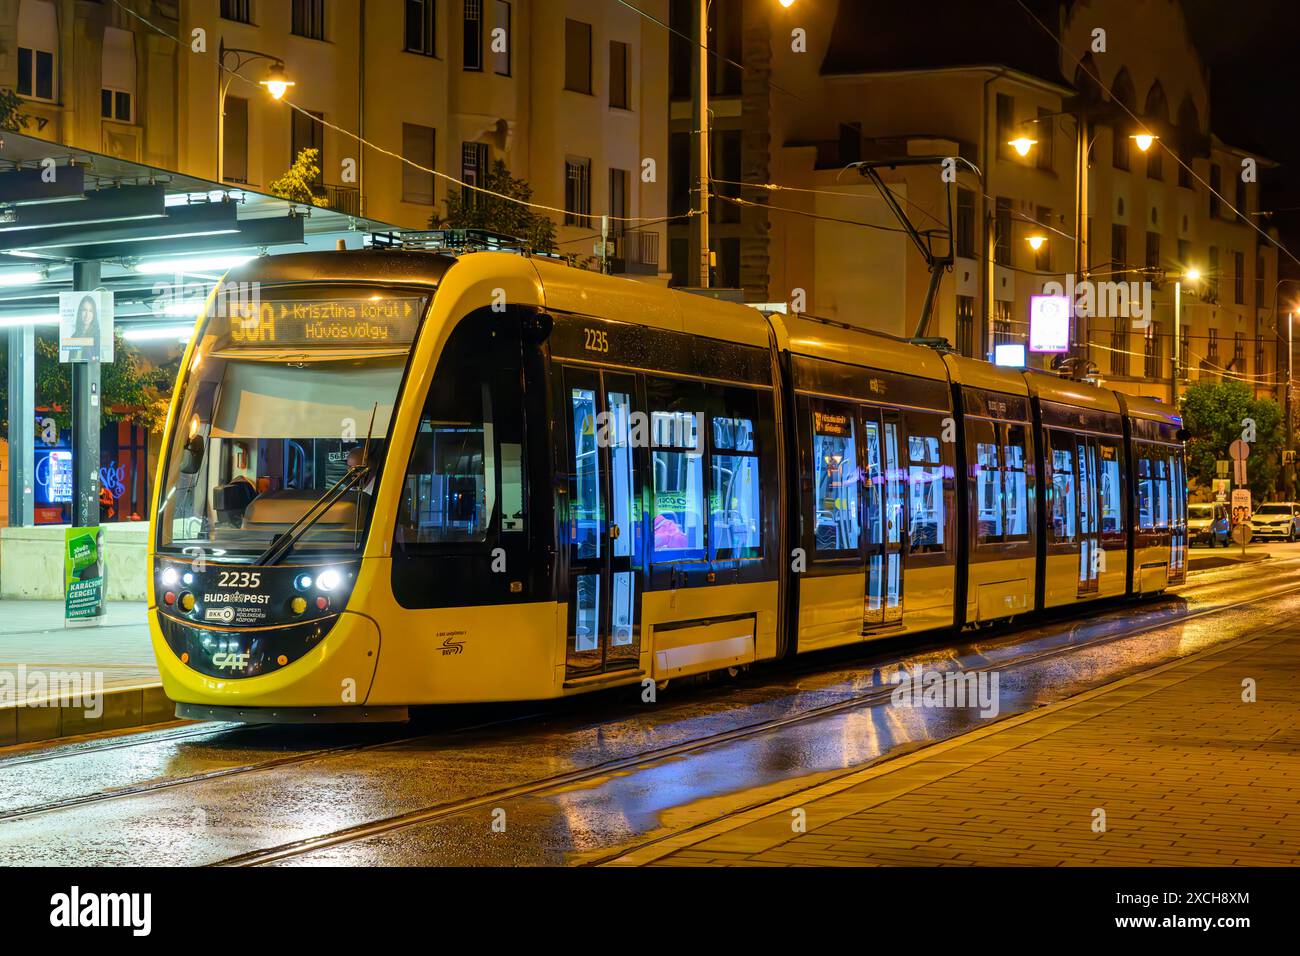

[564,368,641,678]
[862,409,904,630]
[1077,436,1101,594]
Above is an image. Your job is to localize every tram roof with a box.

[1123,392,1183,427]
[1021,367,1123,414]
[941,352,1030,396]
[771,315,951,382]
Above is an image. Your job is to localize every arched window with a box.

[1110,68,1136,171]
[101,27,137,123]
[16,0,58,102]
[1176,97,1200,189]
[1143,81,1169,180]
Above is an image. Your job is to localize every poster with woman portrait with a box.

[59,290,114,363]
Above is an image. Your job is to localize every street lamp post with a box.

[1172,267,1199,402]
[217,40,295,184]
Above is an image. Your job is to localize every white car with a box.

[1250,502,1300,541]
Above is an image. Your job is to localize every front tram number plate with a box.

[202,573,273,626]
[219,296,425,348]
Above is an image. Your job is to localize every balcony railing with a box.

[611,229,660,276]
[314,183,361,217]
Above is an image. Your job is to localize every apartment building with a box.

[666,0,1283,406]
[0,0,669,276]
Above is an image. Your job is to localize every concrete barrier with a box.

[0,522,150,601]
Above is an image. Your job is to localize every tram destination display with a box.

[215,294,426,348]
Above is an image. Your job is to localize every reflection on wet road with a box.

[0,555,1296,866]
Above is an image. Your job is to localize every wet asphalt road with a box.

[1,548,1297,866]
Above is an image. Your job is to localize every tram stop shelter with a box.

[0,128,396,604]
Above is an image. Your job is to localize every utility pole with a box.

[1288,312,1294,499]
[71,260,102,530]
[689,0,710,288]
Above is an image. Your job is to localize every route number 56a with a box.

[584,328,609,353]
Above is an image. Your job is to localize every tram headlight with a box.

[317,568,342,592]
[294,573,314,591]
[161,567,179,588]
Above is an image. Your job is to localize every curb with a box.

[0,683,173,748]
[1185,550,1272,578]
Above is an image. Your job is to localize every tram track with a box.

[209,573,1300,867]
[2,558,1294,842]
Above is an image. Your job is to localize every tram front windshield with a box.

[155,285,427,560]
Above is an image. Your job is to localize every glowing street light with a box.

[1183,267,1201,282]
[259,62,295,100]
[1131,133,1158,152]
[1009,136,1037,157]
[1026,235,1048,252]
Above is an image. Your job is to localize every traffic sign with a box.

[1234,459,1248,485]
[1229,439,1250,462]
[1215,459,1230,478]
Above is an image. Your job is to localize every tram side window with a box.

[1048,429,1077,543]
[711,399,762,560]
[1136,442,1171,531]
[811,405,861,554]
[1099,439,1124,534]
[649,382,706,561]
[970,419,1003,544]
[1004,424,1029,539]
[396,315,524,546]
[906,414,948,554]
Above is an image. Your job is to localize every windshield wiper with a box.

[254,465,370,566]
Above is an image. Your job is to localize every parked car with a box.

[1250,502,1300,541]
[1188,502,1230,547]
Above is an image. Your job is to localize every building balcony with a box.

[610,229,660,276]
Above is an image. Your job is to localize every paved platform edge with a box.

[0,683,173,747]
[601,628,1270,867]
[1185,550,1270,577]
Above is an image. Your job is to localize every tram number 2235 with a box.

[583,328,610,353]
[218,570,262,589]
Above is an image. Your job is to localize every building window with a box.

[16,0,57,102]
[565,19,592,94]
[1180,324,1190,363]
[1233,331,1245,370]
[956,295,976,357]
[461,141,489,209]
[492,0,511,75]
[405,0,436,56]
[1209,165,1221,218]
[1145,230,1160,276]
[610,40,630,110]
[463,0,483,71]
[100,26,136,123]
[1111,321,1128,377]
[1144,322,1163,379]
[292,0,325,39]
[608,168,629,237]
[1146,143,1162,180]
[402,123,436,204]
[1207,327,1219,360]
[1112,124,1130,171]
[956,189,975,258]
[996,93,1015,160]
[221,0,252,23]
[291,109,324,184]
[1236,179,1247,223]
[1036,107,1053,172]
[994,197,1011,266]
[1256,252,1266,308]
[993,300,1013,345]
[1208,246,1220,300]
[223,96,249,183]
[1111,223,1127,275]
[565,157,592,227]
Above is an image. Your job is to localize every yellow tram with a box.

[149,249,1187,721]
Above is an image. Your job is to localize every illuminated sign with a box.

[813,410,852,437]
[219,296,426,347]
[1029,294,1071,353]
[995,343,1027,367]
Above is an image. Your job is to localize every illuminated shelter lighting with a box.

[0,128,402,529]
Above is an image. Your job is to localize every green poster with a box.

[64,526,107,624]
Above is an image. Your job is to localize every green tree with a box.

[0,333,177,434]
[0,88,30,132]
[436,159,556,253]
[1179,379,1283,500]
[268,148,330,207]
